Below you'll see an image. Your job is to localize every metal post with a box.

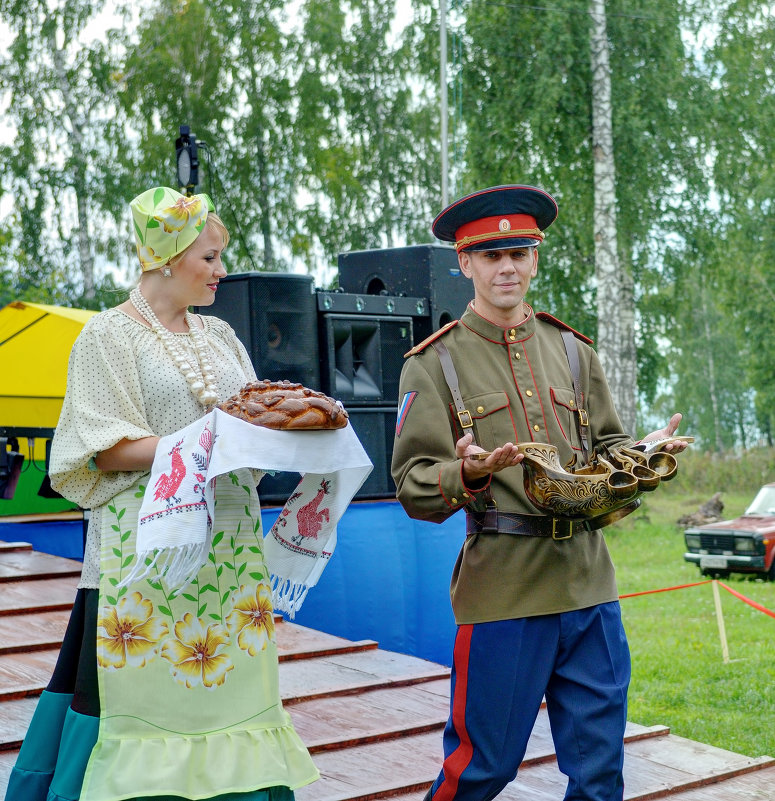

[440,0,449,209]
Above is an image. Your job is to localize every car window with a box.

[745,486,775,515]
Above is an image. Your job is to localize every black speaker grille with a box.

[257,407,398,505]
[203,272,321,389]
[337,244,471,342]
[320,314,412,405]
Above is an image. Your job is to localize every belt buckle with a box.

[551,518,573,540]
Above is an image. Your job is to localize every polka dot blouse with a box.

[49,308,257,588]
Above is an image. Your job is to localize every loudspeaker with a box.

[337,244,471,342]
[257,406,398,506]
[320,314,412,405]
[200,272,321,389]
[347,407,397,498]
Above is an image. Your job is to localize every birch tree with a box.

[460,0,708,434]
[589,0,635,432]
[0,0,126,303]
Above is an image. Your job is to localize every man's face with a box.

[458,246,538,323]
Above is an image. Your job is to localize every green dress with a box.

[80,471,318,800]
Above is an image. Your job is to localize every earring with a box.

[161,266,172,278]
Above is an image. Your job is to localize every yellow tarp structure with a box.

[0,300,97,429]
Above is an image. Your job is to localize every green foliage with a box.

[659,447,775,497]
[0,0,772,451]
[458,0,722,431]
[293,0,440,267]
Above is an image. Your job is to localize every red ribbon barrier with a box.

[619,580,711,599]
[619,579,775,619]
[717,581,775,619]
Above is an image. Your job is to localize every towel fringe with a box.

[118,542,208,591]
[271,576,310,620]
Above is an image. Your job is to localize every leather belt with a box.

[466,510,594,540]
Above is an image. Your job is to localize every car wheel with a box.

[768,561,775,582]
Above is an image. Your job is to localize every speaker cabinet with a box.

[337,244,471,342]
[258,407,398,506]
[320,314,412,406]
[199,272,321,388]
[347,407,397,498]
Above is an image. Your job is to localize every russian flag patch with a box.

[395,391,418,437]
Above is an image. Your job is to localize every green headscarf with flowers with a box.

[130,187,215,272]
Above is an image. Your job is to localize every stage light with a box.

[0,438,24,500]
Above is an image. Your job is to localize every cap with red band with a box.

[432,184,558,252]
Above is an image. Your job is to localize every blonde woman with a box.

[6,188,318,801]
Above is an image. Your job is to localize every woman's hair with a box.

[166,212,230,268]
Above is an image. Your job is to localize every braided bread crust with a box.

[217,380,349,430]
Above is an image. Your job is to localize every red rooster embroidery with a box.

[153,439,186,508]
[295,479,331,542]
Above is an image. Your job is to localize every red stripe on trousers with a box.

[435,624,474,801]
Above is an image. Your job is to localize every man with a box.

[391,185,686,801]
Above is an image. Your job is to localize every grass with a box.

[606,458,775,760]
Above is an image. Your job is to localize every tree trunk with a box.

[255,133,275,270]
[589,0,637,434]
[700,287,724,452]
[50,27,95,300]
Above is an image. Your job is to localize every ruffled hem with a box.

[80,721,319,801]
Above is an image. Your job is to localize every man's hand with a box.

[456,432,524,481]
[640,413,689,452]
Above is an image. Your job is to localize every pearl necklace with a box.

[129,287,219,407]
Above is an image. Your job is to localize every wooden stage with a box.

[1,539,773,800]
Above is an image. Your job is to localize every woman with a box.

[6,187,319,801]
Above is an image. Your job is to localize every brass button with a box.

[463,492,469,499]
[451,497,458,504]
[477,406,484,413]
[508,329,516,341]
[569,399,575,407]
[526,390,533,397]
[514,352,521,360]
[533,424,540,432]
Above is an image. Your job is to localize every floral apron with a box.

[80,469,318,801]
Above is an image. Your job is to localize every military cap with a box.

[432,184,558,252]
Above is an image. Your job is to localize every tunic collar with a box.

[460,301,536,345]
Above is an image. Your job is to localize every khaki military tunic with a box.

[391,303,634,624]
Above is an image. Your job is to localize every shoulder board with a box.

[535,312,593,345]
[404,319,459,357]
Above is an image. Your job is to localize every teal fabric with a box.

[4,690,73,801]
[47,706,99,800]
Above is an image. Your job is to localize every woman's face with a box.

[171,223,227,307]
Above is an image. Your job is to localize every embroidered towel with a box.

[125,408,372,616]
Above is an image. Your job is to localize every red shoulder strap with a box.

[404,319,459,357]
[535,312,593,345]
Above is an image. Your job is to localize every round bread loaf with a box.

[217,380,349,430]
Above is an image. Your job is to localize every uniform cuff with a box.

[438,460,473,510]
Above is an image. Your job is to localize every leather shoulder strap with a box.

[431,338,495,510]
[560,330,590,464]
[431,338,479,447]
